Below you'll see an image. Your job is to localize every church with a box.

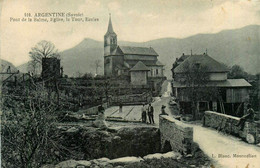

[104,15,165,85]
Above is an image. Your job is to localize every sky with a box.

[1,0,260,66]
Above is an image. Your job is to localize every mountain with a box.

[60,38,104,77]
[0,59,18,73]
[18,25,260,78]
[16,62,28,73]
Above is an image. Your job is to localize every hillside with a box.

[0,59,18,73]
[18,25,260,78]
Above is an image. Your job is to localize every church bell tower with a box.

[104,14,117,56]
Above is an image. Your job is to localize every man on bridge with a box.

[236,104,255,131]
[148,103,154,124]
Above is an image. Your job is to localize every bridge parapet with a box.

[159,115,195,155]
[204,111,260,144]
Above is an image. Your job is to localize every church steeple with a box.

[106,13,116,35]
[104,14,117,56]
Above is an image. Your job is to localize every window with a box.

[156,69,158,75]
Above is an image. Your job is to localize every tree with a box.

[28,40,60,74]
[75,71,83,78]
[1,82,62,168]
[82,72,94,79]
[228,65,248,79]
[180,62,219,119]
[94,60,102,75]
[27,60,40,75]
[102,77,111,105]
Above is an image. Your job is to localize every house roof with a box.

[155,60,164,66]
[172,79,251,88]
[130,61,150,71]
[118,46,158,56]
[174,54,229,73]
[178,54,190,62]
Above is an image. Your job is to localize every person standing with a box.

[119,102,123,113]
[148,103,154,124]
[236,104,255,131]
[141,103,147,123]
[159,105,168,116]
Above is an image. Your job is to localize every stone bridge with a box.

[204,111,260,144]
[159,112,260,168]
[159,115,197,155]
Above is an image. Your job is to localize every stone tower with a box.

[104,14,117,56]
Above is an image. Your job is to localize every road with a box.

[192,124,260,168]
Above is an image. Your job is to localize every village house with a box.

[103,14,165,86]
[171,53,251,117]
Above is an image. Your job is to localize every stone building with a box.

[130,61,150,85]
[42,57,61,81]
[171,53,251,117]
[104,14,164,83]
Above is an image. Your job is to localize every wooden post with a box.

[232,103,234,115]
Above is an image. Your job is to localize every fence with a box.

[110,92,152,105]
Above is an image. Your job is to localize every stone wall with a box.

[204,111,260,144]
[55,126,161,161]
[79,102,108,115]
[110,92,152,105]
[159,115,194,154]
[130,71,147,85]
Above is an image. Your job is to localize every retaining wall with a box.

[79,103,109,115]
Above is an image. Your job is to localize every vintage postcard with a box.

[0,0,259,168]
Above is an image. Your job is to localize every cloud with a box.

[108,1,121,11]
[196,0,260,32]
[78,0,102,14]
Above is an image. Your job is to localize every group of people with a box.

[141,103,168,124]
[141,103,154,124]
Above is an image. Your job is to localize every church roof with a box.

[105,14,116,36]
[130,61,150,71]
[118,46,158,56]
[126,60,163,67]
[174,54,229,73]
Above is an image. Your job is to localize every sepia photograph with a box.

[0,0,259,167]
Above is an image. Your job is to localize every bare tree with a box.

[75,71,83,78]
[94,60,102,75]
[1,82,62,168]
[28,40,60,74]
[180,62,219,119]
[27,60,40,75]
